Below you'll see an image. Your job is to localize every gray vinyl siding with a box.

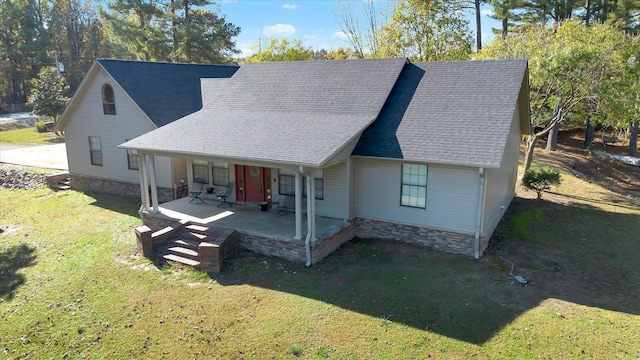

[483,107,521,237]
[62,66,173,188]
[316,163,347,219]
[270,164,347,219]
[355,158,480,233]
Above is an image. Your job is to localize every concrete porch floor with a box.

[153,197,347,242]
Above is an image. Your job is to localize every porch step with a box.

[166,246,199,260]
[185,224,210,234]
[162,254,200,267]
[171,238,201,250]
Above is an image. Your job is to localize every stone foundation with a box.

[355,218,487,257]
[70,174,174,202]
[140,210,489,265]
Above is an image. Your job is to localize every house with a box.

[116,58,530,266]
[54,59,238,201]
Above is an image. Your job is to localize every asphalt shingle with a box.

[98,59,238,127]
[353,59,529,168]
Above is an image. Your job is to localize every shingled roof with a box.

[352,59,530,168]
[122,58,408,167]
[97,59,238,127]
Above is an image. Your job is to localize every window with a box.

[192,160,209,184]
[88,136,102,166]
[211,162,229,186]
[401,163,427,208]
[125,139,139,170]
[102,84,116,115]
[278,169,324,200]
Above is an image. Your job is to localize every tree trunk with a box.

[502,16,508,39]
[546,122,559,151]
[585,0,591,25]
[585,116,595,148]
[630,121,639,157]
[522,136,537,180]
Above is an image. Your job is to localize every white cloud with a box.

[333,31,350,41]
[263,24,296,37]
[238,42,255,58]
[282,3,297,9]
[481,9,493,16]
[304,35,316,39]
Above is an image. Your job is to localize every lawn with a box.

[1,162,638,358]
[0,127,64,145]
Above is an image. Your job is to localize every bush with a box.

[522,167,562,199]
[35,119,47,133]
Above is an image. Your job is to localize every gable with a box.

[353,59,530,168]
[122,58,408,168]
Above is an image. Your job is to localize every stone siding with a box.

[355,218,478,257]
[70,174,174,202]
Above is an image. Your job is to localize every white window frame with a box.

[400,163,427,208]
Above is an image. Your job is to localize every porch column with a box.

[147,155,160,213]
[139,154,150,211]
[294,171,303,240]
[305,171,316,241]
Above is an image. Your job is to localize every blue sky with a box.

[219,0,501,58]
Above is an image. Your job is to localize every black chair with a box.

[189,182,204,203]
[217,184,234,208]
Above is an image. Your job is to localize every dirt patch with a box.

[532,129,639,195]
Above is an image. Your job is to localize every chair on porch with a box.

[217,184,233,208]
[189,182,205,203]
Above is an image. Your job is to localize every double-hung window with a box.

[125,139,139,170]
[192,160,209,184]
[278,169,324,200]
[88,136,102,166]
[211,162,229,186]
[401,163,427,208]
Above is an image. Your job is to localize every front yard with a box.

[1,154,638,358]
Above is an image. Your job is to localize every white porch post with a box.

[147,155,160,213]
[139,154,150,211]
[306,171,316,241]
[294,171,303,240]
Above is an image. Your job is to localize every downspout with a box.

[301,166,312,268]
[474,167,485,259]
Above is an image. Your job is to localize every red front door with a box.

[244,166,265,202]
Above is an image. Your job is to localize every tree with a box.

[164,0,240,63]
[100,0,167,61]
[27,66,70,122]
[476,21,633,174]
[376,0,473,61]
[522,167,562,199]
[334,0,385,58]
[245,38,313,62]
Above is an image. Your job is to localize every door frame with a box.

[235,165,271,203]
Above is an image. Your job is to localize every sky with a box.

[218,0,501,58]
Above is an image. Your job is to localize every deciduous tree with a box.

[27,66,70,122]
[245,38,313,62]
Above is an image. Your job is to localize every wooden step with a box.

[185,224,209,234]
[171,238,201,250]
[163,254,200,267]
[183,231,209,241]
[166,246,199,260]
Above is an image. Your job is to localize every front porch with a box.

[141,197,355,265]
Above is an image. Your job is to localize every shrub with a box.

[522,167,562,199]
[35,119,47,133]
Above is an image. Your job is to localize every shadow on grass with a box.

[0,243,37,301]
[545,190,640,211]
[43,136,65,144]
[85,192,142,218]
[215,197,639,345]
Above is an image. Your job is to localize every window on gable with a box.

[102,84,116,115]
[211,162,229,186]
[125,139,139,170]
[278,169,324,200]
[89,136,103,166]
[401,163,427,208]
[192,160,209,184]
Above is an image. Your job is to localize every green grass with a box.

[1,167,639,359]
[0,127,64,144]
